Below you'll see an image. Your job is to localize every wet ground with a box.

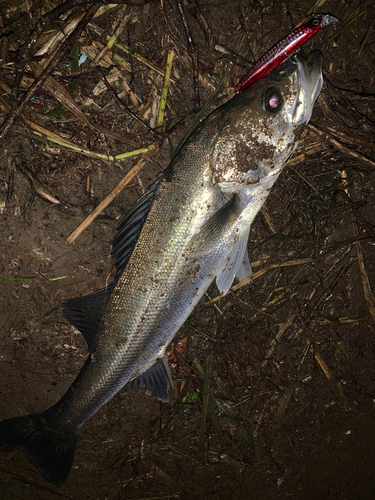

[0,1,375,499]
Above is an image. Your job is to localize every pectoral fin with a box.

[185,195,239,254]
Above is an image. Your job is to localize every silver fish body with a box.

[0,52,323,484]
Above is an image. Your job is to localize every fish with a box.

[0,50,324,485]
[235,13,337,93]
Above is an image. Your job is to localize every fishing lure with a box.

[235,13,337,93]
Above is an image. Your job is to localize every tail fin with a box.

[0,412,78,485]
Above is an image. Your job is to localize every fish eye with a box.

[312,18,320,26]
[264,88,283,113]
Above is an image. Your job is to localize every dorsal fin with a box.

[60,174,164,351]
[111,173,164,282]
[123,356,173,402]
[59,286,113,352]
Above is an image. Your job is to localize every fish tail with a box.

[0,411,78,485]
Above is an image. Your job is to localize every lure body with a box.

[235,13,337,93]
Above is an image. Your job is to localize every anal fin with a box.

[124,356,173,402]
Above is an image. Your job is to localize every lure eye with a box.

[264,89,283,113]
[312,18,320,26]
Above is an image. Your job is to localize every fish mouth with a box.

[289,51,323,125]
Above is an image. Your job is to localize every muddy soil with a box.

[0,1,375,499]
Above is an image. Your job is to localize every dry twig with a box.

[66,158,147,244]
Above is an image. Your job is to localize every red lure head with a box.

[235,13,337,93]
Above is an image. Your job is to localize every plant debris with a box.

[0,1,374,499]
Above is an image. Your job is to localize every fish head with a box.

[212,51,323,186]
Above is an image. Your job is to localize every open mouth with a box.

[290,51,323,125]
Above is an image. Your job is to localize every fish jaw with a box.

[288,51,323,126]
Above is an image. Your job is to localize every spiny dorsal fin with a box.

[60,174,164,350]
[61,175,165,350]
[111,173,164,282]
[59,286,112,352]
[123,356,173,402]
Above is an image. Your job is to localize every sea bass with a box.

[0,51,323,484]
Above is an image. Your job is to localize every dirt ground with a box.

[0,1,375,499]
